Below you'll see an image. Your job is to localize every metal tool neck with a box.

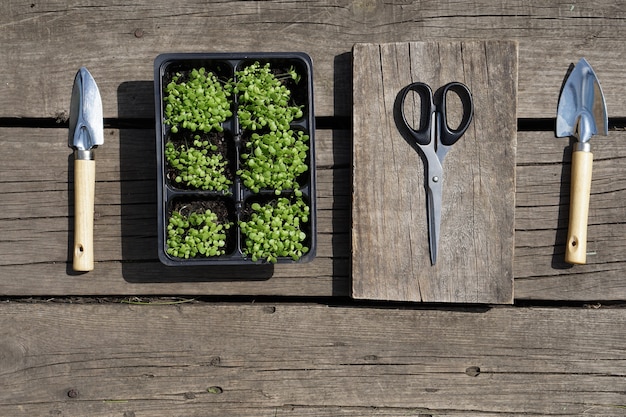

[575,142,591,152]
[74,149,95,160]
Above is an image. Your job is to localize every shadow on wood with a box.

[552,140,576,270]
[331,53,353,296]
[550,63,579,270]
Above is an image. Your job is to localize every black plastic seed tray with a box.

[154,52,316,266]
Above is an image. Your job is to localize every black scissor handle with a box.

[399,82,435,146]
[435,82,474,146]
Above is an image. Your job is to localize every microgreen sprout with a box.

[164,67,232,134]
[238,129,309,193]
[288,66,301,84]
[234,62,303,132]
[165,135,231,192]
[239,197,310,263]
[167,208,233,259]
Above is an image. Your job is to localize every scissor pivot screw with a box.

[432,176,439,183]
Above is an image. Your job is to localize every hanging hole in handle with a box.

[443,88,464,131]
[399,83,434,141]
[401,89,430,132]
[437,83,473,146]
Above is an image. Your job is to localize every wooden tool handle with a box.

[73,159,96,271]
[565,150,593,265]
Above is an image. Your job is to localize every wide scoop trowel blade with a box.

[68,67,104,151]
[556,58,608,143]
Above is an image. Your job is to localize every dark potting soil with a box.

[168,197,238,257]
[165,129,235,190]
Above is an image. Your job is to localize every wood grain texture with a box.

[1,128,626,300]
[0,0,625,119]
[0,128,350,297]
[514,130,626,300]
[0,303,625,416]
[564,150,593,265]
[1,3,626,416]
[352,41,517,303]
[72,158,96,271]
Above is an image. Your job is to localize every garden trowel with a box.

[68,67,103,272]
[556,58,608,265]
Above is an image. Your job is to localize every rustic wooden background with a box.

[1,1,626,416]
[352,41,517,303]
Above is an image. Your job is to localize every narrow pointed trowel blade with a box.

[68,67,104,151]
[556,58,608,143]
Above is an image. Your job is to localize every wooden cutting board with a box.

[352,41,518,304]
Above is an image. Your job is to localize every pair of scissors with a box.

[398,81,474,265]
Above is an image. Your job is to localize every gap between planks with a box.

[3,116,626,132]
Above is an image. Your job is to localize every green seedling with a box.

[164,67,232,134]
[233,61,303,132]
[239,197,310,263]
[165,135,231,192]
[238,129,309,193]
[167,208,232,259]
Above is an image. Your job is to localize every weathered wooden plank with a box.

[0,0,625,119]
[0,128,348,182]
[0,261,349,297]
[514,130,626,300]
[2,127,626,300]
[0,303,625,416]
[0,208,345,263]
[0,128,349,296]
[352,41,516,303]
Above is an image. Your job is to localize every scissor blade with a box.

[426,172,443,266]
